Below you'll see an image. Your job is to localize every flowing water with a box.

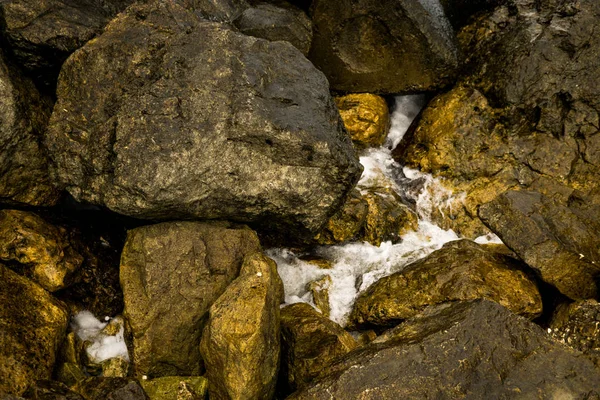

[268,95,502,326]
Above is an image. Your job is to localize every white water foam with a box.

[269,94,483,326]
[72,311,129,363]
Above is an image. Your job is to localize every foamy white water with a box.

[270,95,501,326]
[72,311,129,363]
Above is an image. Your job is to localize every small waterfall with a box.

[268,95,501,326]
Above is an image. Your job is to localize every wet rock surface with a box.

[334,94,389,149]
[234,2,312,55]
[309,0,458,93]
[45,0,361,240]
[479,190,600,300]
[200,252,283,400]
[0,265,69,396]
[73,378,148,400]
[350,240,542,328]
[280,303,358,394]
[140,377,207,400]
[549,299,600,367]
[0,210,83,292]
[0,49,57,206]
[120,221,261,377]
[291,300,600,399]
[0,0,134,91]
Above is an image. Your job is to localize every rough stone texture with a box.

[102,357,130,378]
[350,240,542,328]
[308,0,458,93]
[290,300,600,399]
[73,378,148,400]
[397,0,600,237]
[46,0,361,240]
[0,0,134,90]
[280,303,358,394]
[439,0,505,29]
[479,190,600,300]
[314,189,367,245]
[0,265,69,396]
[200,252,283,400]
[307,275,331,317]
[334,94,389,149]
[120,221,261,378]
[181,0,250,22]
[550,299,600,367]
[361,190,419,246]
[0,49,57,206]
[56,363,86,388]
[21,381,85,400]
[234,2,312,55]
[140,377,207,400]
[0,210,83,292]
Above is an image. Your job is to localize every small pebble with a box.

[256,272,263,277]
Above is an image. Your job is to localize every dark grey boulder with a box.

[0,49,58,206]
[290,300,600,399]
[234,2,312,55]
[46,0,361,239]
[479,190,600,300]
[0,0,135,90]
[308,0,458,93]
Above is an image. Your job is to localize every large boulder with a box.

[0,49,57,206]
[0,0,135,90]
[290,300,600,399]
[0,265,69,396]
[396,0,600,237]
[350,240,542,328]
[200,253,283,400]
[234,2,312,56]
[120,221,261,378]
[479,190,600,299]
[334,93,389,149]
[308,0,458,93]
[280,303,358,394]
[0,210,83,292]
[45,0,361,239]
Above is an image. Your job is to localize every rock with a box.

[0,265,69,396]
[0,210,84,292]
[350,240,542,328]
[290,300,600,399]
[200,252,283,400]
[479,190,600,299]
[550,300,600,367]
[308,0,458,93]
[140,377,207,400]
[21,381,84,400]
[307,275,332,317]
[73,378,148,400]
[45,0,361,240]
[120,221,261,377]
[0,0,134,90]
[314,189,368,245]
[280,303,358,394]
[102,358,130,378]
[182,0,250,22]
[234,2,312,55]
[55,363,87,388]
[0,49,57,206]
[334,94,389,149]
[361,190,418,246]
[439,0,505,29]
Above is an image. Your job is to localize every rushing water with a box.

[268,95,502,326]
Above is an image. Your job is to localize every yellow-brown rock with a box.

[335,94,390,149]
[102,357,129,378]
[0,264,69,395]
[56,362,87,387]
[280,303,358,394]
[141,376,208,400]
[314,189,367,245]
[120,221,261,378]
[350,240,542,328]
[0,210,84,292]
[362,190,419,246]
[200,252,284,400]
[307,275,332,317]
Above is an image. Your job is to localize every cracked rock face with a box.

[46,0,361,239]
